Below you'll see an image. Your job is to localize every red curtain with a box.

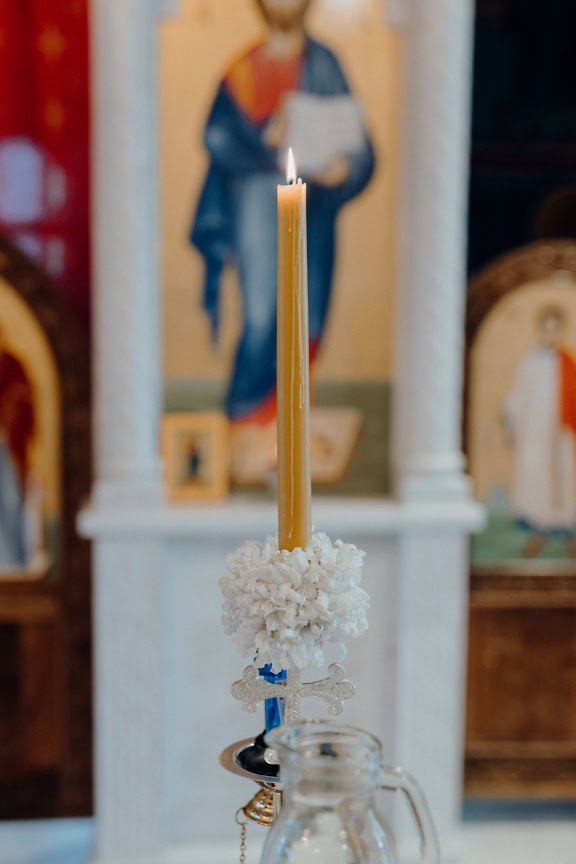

[0,0,90,323]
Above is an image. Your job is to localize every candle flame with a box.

[286,148,296,184]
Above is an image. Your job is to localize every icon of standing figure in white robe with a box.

[503,305,576,557]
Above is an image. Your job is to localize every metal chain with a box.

[236,808,248,864]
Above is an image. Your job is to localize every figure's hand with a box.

[264,109,287,149]
[311,154,350,188]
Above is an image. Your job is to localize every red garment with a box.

[0,351,35,489]
[559,347,576,436]
[224,42,303,123]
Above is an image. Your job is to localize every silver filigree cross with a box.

[231,663,355,723]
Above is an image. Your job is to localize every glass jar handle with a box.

[380,767,441,864]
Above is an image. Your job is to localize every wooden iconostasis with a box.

[464,0,576,801]
[0,237,92,818]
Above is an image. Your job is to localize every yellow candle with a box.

[277,149,311,551]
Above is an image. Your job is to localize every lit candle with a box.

[277,149,311,551]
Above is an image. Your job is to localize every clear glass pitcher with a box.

[261,720,440,864]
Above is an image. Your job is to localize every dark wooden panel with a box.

[20,622,64,773]
[0,618,63,780]
[465,756,576,799]
[0,773,60,820]
[0,624,20,777]
[466,606,576,744]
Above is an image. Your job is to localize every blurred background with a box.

[0,0,574,858]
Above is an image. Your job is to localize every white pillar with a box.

[93,541,164,864]
[91,0,162,504]
[394,530,473,856]
[89,2,171,862]
[393,0,475,501]
[386,1,480,856]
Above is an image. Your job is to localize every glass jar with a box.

[261,720,440,864]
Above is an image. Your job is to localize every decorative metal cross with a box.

[231,663,355,723]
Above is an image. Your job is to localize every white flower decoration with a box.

[220,532,369,671]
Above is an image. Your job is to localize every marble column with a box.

[386,0,480,855]
[92,540,164,864]
[91,0,162,506]
[392,0,475,501]
[88,2,174,862]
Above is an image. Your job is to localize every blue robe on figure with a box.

[190,37,375,422]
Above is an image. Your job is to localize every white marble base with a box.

[0,819,94,864]
[79,495,484,855]
[1,818,576,864]
[454,821,576,864]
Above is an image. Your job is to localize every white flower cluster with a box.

[220,532,369,671]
